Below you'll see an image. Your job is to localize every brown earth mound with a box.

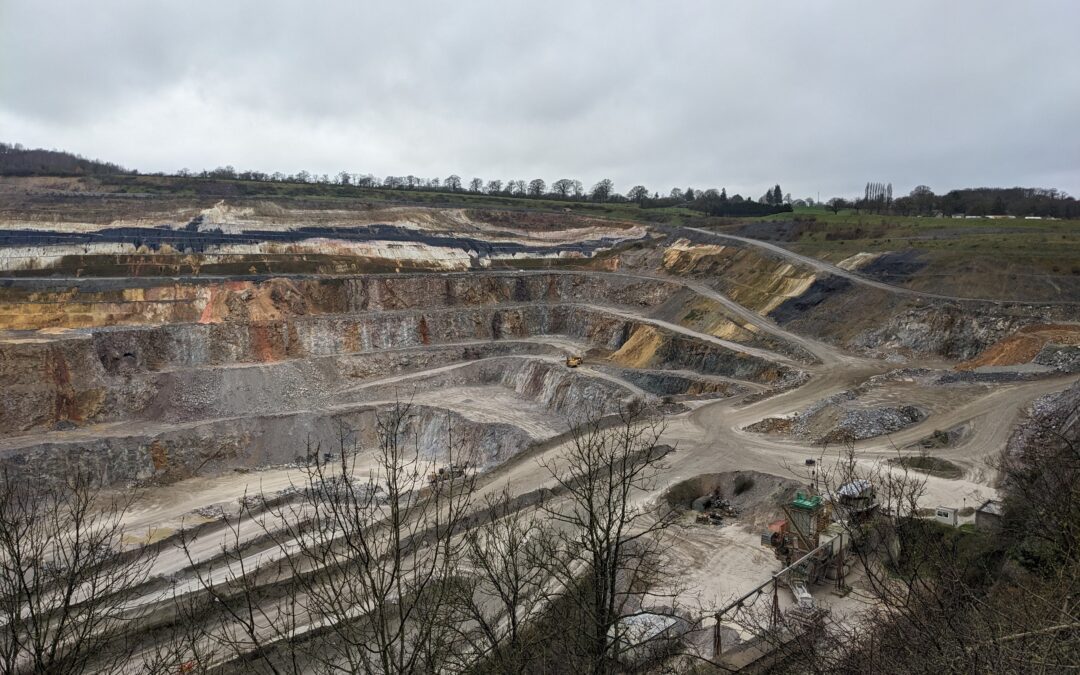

[956,324,1080,370]
[743,417,795,434]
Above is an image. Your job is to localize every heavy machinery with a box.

[428,463,467,485]
[761,488,857,587]
[565,355,583,368]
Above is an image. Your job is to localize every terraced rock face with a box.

[0,272,677,330]
[3,231,1067,487]
[0,202,649,276]
[0,271,804,484]
[613,235,1076,362]
[4,185,1076,673]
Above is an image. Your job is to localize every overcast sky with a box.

[2,1,1078,199]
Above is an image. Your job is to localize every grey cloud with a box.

[2,0,1078,198]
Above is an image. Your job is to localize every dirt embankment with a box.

[609,324,800,384]
[957,324,1080,370]
[663,471,803,530]
[657,238,818,315]
[608,238,1065,363]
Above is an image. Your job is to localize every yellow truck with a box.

[565,355,583,368]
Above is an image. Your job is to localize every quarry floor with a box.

[103,278,1070,586]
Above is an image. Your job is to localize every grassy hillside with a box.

[711,207,1080,300]
[3,175,1077,300]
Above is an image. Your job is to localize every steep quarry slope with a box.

[4,220,1074,488]
[614,232,1079,366]
[2,217,1072,489]
[0,271,806,484]
[957,324,1080,372]
[3,196,1076,672]
[1006,378,1079,461]
[0,273,678,330]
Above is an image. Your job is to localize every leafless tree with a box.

[535,403,678,674]
[442,488,550,672]
[627,185,649,203]
[709,442,931,672]
[0,469,158,675]
[721,406,1080,674]
[551,179,575,198]
[177,403,478,674]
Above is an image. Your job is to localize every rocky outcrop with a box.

[0,335,111,434]
[610,369,749,400]
[823,405,927,443]
[0,402,538,485]
[1006,380,1080,460]
[1,299,802,434]
[0,272,681,330]
[855,305,1064,361]
[1033,344,1080,373]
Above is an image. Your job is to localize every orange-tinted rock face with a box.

[957,324,1080,370]
[342,322,361,352]
[0,278,334,331]
[0,271,809,487]
[149,440,169,472]
[418,317,431,345]
[0,273,693,333]
[249,323,288,362]
[0,337,107,433]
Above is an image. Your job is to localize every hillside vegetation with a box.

[0,142,129,177]
[2,142,1079,302]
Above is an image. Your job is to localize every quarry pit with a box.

[0,199,1076,670]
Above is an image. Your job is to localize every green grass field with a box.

[754,208,1080,299]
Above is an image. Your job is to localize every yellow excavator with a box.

[565,355,583,368]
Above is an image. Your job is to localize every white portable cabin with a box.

[934,506,958,527]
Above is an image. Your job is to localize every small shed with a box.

[934,506,958,528]
[975,500,1004,530]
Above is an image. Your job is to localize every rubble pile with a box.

[1033,344,1080,373]
[828,405,926,442]
[693,489,740,526]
